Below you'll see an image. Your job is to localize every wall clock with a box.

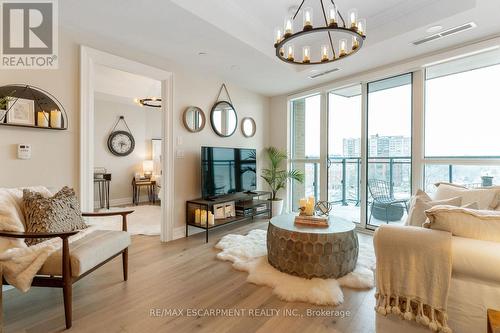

[107,116,135,156]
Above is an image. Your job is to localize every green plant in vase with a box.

[0,95,14,123]
[0,96,12,110]
[261,146,304,216]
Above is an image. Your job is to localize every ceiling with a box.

[94,64,161,105]
[60,0,500,96]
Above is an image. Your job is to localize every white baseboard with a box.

[110,197,133,206]
[173,226,185,240]
[94,197,133,208]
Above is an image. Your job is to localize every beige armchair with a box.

[0,210,133,329]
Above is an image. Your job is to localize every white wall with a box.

[94,98,161,205]
[0,29,270,235]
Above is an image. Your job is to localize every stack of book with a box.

[235,207,253,217]
[254,204,268,214]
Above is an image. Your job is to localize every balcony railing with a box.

[328,156,412,205]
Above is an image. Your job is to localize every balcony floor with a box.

[330,204,407,227]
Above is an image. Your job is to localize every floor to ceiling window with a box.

[290,94,321,211]
[328,85,362,223]
[366,74,412,227]
[424,48,500,192]
[287,44,500,230]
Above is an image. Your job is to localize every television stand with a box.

[186,191,272,243]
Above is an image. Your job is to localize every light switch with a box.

[176,149,185,158]
[177,136,183,145]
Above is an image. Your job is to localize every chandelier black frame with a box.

[137,98,162,108]
[274,0,366,65]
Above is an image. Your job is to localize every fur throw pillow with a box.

[23,186,87,245]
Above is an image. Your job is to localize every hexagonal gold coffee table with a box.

[267,213,358,279]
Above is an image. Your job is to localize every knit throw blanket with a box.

[0,187,94,292]
[373,225,453,333]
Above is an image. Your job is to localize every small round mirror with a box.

[210,101,237,137]
[241,117,256,138]
[183,106,205,133]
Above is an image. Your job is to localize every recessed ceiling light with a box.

[198,52,207,56]
[426,25,443,33]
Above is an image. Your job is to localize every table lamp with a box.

[143,160,154,179]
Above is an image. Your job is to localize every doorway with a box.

[80,46,174,242]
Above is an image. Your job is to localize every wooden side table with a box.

[132,179,156,205]
[488,309,500,333]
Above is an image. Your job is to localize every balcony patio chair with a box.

[368,179,409,224]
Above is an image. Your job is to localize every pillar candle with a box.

[299,198,307,208]
[50,110,62,128]
[208,212,215,226]
[37,111,49,127]
[305,196,315,216]
[195,209,201,224]
[200,209,207,225]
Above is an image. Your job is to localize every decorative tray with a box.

[294,215,329,227]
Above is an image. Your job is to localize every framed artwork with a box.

[6,98,35,125]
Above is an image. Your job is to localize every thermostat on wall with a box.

[18,144,31,160]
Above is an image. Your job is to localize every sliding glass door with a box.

[366,74,412,227]
[288,74,413,230]
[327,85,362,223]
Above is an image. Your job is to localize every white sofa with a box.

[376,184,500,332]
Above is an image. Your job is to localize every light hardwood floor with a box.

[3,219,376,333]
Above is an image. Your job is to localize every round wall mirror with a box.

[183,106,205,133]
[210,101,237,137]
[241,117,256,138]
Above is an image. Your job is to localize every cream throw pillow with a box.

[433,183,499,210]
[424,206,500,242]
[404,189,461,227]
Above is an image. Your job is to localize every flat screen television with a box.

[201,147,257,199]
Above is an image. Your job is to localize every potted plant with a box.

[0,94,14,123]
[261,147,304,216]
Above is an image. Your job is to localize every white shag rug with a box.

[215,229,375,305]
[84,205,161,236]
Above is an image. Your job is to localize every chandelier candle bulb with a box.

[358,19,366,36]
[284,17,293,37]
[50,110,62,128]
[274,27,283,47]
[321,45,329,62]
[302,46,311,63]
[303,7,313,30]
[352,36,359,50]
[37,111,49,127]
[328,5,337,27]
[287,44,295,61]
[339,39,347,57]
[349,8,358,30]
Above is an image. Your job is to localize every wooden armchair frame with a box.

[0,210,134,329]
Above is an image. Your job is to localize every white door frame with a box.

[79,45,175,242]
